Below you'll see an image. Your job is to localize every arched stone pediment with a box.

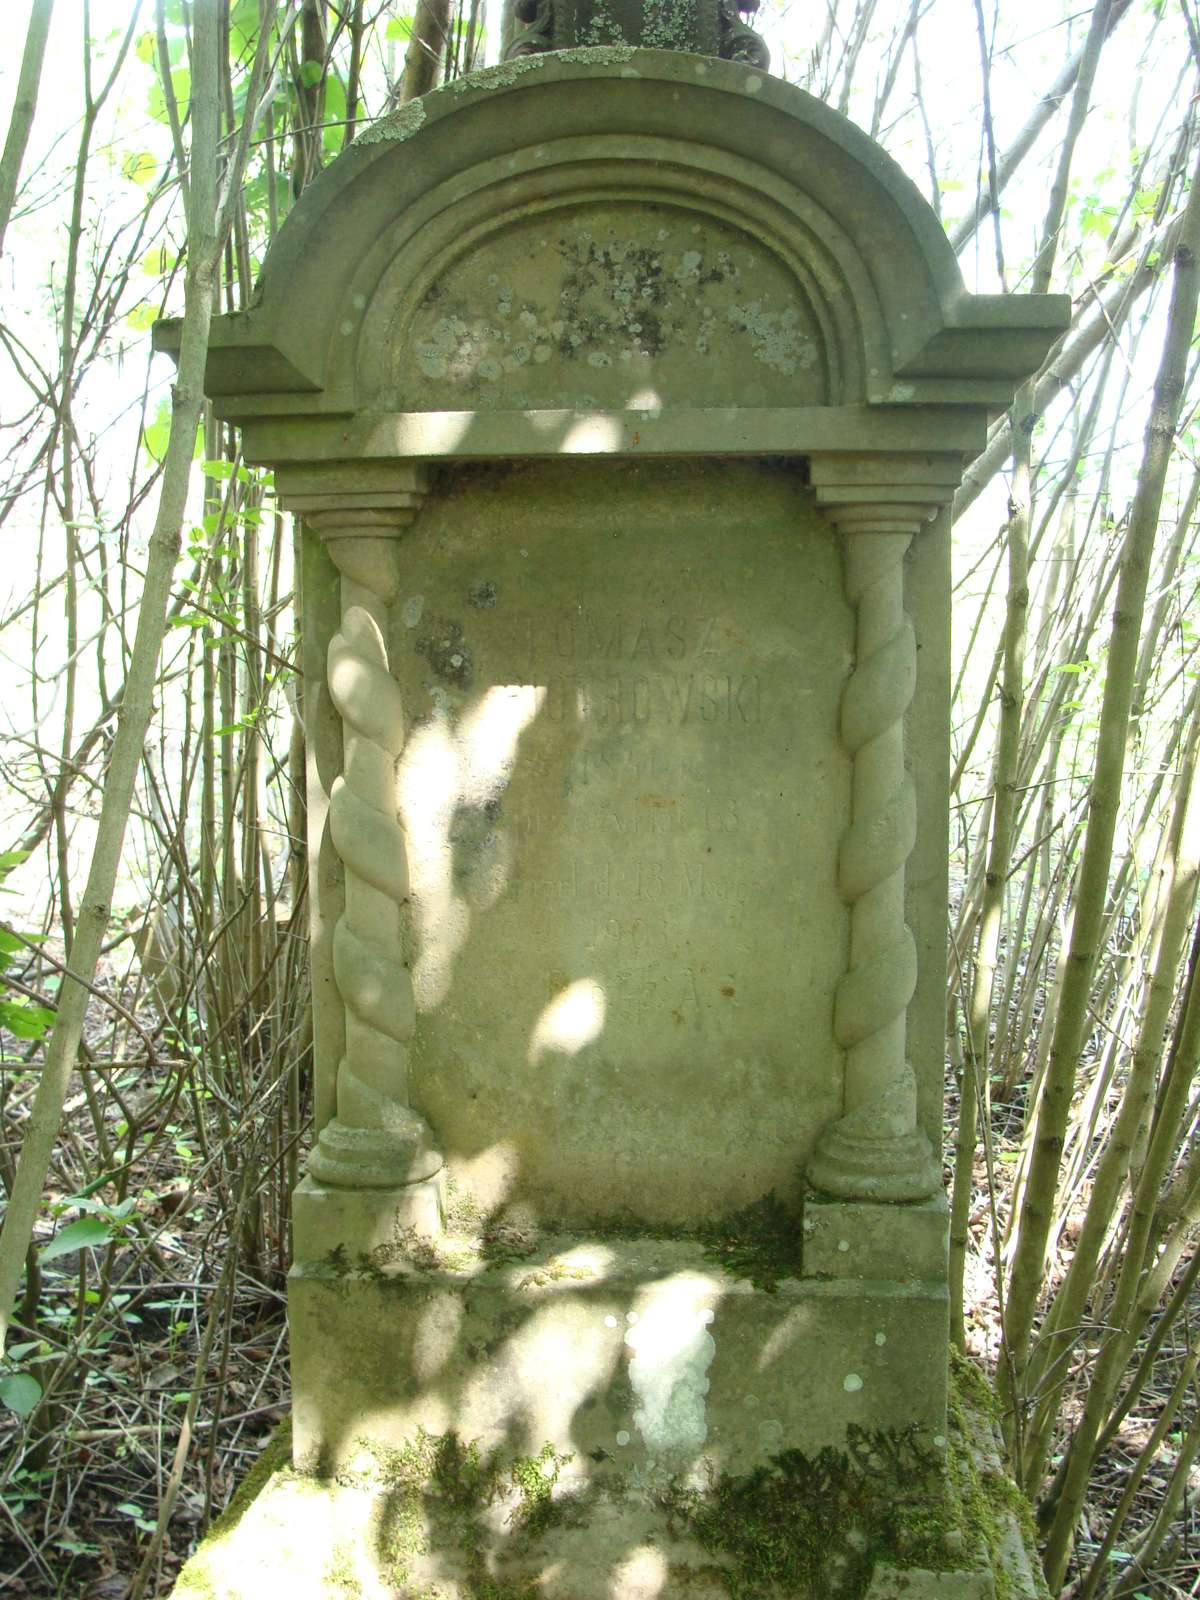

[350,161,862,411]
[175,49,1065,420]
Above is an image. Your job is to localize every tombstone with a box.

[159,9,1067,1594]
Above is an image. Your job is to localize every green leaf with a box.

[323,73,348,154]
[230,0,261,54]
[386,14,414,39]
[299,58,324,88]
[142,400,204,466]
[142,396,172,463]
[0,1372,42,1416]
[122,150,158,186]
[0,999,56,1039]
[142,245,175,277]
[55,1534,100,1556]
[39,1215,114,1262]
[148,66,191,126]
[125,303,160,332]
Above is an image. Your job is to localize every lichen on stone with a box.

[726,299,816,376]
[577,0,628,47]
[445,44,636,97]
[557,44,637,64]
[641,0,699,51]
[447,54,552,94]
[355,97,426,144]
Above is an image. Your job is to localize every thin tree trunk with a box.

[954,206,1182,523]
[1002,139,1200,1570]
[0,0,223,1349]
[400,0,450,102]
[999,140,1200,1450]
[0,0,56,256]
[950,0,1131,254]
[950,419,1031,1348]
[1020,683,1200,1487]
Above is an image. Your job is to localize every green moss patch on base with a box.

[659,1426,962,1599]
[171,1420,297,1597]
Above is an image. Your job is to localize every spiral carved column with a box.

[305,508,442,1193]
[807,501,940,1202]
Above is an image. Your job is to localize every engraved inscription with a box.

[511,611,726,663]
[535,673,762,725]
[490,608,768,725]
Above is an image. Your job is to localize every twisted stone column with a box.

[305,510,442,1191]
[808,502,940,1202]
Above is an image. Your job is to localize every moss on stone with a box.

[171,1421,295,1597]
[328,1182,804,1293]
[343,1427,580,1596]
[516,1260,593,1289]
[323,1541,364,1597]
[659,1425,956,1599]
[534,1191,804,1290]
[948,1352,1050,1600]
[508,1441,575,1539]
[694,1191,803,1291]
[171,1354,1046,1599]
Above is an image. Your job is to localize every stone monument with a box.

[159,7,1067,1593]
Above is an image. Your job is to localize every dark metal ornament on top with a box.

[504,0,770,71]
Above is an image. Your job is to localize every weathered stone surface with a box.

[288,1235,950,1475]
[391,200,828,411]
[155,52,1069,421]
[298,458,951,1227]
[293,1172,447,1256]
[804,1194,950,1283]
[168,1361,1047,1600]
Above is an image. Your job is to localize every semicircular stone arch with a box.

[339,141,881,410]
[228,51,989,414]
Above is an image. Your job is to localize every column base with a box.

[807,1119,940,1202]
[292,1171,445,1261]
[307,1114,441,1189]
[803,1192,948,1282]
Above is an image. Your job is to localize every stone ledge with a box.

[168,1358,1046,1600]
[288,1232,950,1475]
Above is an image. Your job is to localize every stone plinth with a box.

[288,1232,950,1477]
[169,1358,1048,1600]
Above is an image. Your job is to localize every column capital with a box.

[274,461,429,532]
[808,451,961,535]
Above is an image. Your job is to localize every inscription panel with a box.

[377,200,829,412]
[391,459,850,1224]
